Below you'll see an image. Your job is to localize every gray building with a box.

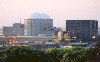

[24,19,53,36]
[3,23,24,36]
[12,23,24,35]
[98,27,100,35]
[24,13,53,36]
[0,29,3,35]
[3,27,13,35]
[66,20,98,42]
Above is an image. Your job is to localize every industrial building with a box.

[66,20,98,42]
[3,23,24,36]
[24,13,53,36]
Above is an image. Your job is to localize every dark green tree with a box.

[2,46,47,62]
[46,48,64,62]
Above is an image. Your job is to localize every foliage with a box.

[2,46,46,62]
[85,47,100,62]
[46,48,64,62]
[0,46,99,62]
[61,47,86,62]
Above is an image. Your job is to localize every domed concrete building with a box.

[29,12,51,19]
[24,12,53,36]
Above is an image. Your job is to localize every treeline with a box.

[0,46,100,62]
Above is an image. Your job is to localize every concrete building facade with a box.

[24,13,55,36]
[12,23,24,35]
[24,19,53,36]
[3,27,13,35]
[98,27,100,35]
[66,20,98,42]
[3,23,24,36]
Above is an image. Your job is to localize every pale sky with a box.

[0,0,100,28]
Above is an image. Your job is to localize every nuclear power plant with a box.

[24,13,53,36]
[1,12,98,48]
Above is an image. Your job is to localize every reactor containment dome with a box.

[29,12,51,19]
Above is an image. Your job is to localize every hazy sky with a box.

[0,0,100,28]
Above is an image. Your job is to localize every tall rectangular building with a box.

[24,19,53,36]
[66,20,98,42]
